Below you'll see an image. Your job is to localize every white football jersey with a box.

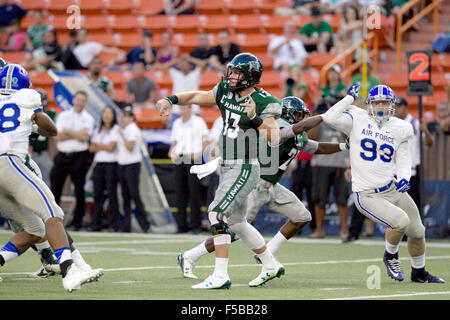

[0,89,42,160]
[345,105,414,192]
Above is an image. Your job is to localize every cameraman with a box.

[281,65,308,100]
[308,93,350,239]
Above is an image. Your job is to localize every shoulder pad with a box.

[13,89,42,110]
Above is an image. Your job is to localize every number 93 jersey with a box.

[345,105,413,192]
[0,89,43,159]
[212,81,282,161]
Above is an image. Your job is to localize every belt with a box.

[220,159,259,166]
[374,181,393,193]
[60,150,87,157]
[0,153,15,157]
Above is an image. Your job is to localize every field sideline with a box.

[0,230,448,300]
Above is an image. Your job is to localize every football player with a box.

[321,83,444,283]
[177,96,349,278]
[157,53,284,289]
[0,64,103,291]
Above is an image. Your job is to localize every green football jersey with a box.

[212,81,282,161]
[259,118,312,184]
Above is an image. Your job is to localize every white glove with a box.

[190,157,221,180]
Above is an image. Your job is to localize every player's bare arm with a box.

[292,115,323,135]
[315,142,347,154]
[59,128,90,142]
[32,111,57,137]
[156,90,216,116]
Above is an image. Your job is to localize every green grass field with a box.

[0,230,449,300]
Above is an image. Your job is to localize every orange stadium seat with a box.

[257,0,294,15]
[47,14,72,31]
[172,33,199,53]
[1,51,27,64]
[225,0,260,15]
[142,15,175,34]
[200,71,222,90]
[322,14,343,33]
[387,72,408,89]
[196,0,227,15]
[110,15,144,33]
[258,53,274,71]
[82,15,111,32]
[200,108,221,128]
[260,15,289,34]
[111,33,142,50]
[29,71,54,88]
[78,0,107,15]
[431,72,449,88]
[46,0,77,14]
[134,108,166,129]
[17,0,49,11]
[105,0,140,15]
[139,0,165,16]
[259,70,284,91]
[89,32,116,46]
[200,15,232,34]
[233,33,272,54]
[172,15,202,34]
[230,15,265,34]
[307,53,338,71]
[424,91,448,109]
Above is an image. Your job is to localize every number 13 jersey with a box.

[212,81,281,161]
[345,105,413,192]
[0,89,43,160]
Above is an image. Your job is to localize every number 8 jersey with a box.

[344,103,413,192]
[212,81,281,161]
[0,89,43,160]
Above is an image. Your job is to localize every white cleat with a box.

[191,274,231,289]
[62,264,104,292]
[177,253,198,279]
[248,262,285,287]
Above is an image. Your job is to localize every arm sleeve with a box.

[260,102,282,119]
[303,139,319,154]
[321,95,354,135]
[395,140,412,182]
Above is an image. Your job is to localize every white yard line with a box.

[327,291,450,300]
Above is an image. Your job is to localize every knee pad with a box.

[406,222,426,240]
[393,214,410,233]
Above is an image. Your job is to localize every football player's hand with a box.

[395,178,410,193]
[241,95,256,119]
[347,83,360,100]
[156,98,172,117]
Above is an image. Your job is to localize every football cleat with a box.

[248,262,285,287]
[411,271,445,283]
[30,266,57,278]
[177,253,198,279]
[62,264,104,292]
[191,274,231,290]
[383,254,404,281]
[40,248,61,274]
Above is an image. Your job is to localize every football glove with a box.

[347,83,360,100]
[395,178,410,193]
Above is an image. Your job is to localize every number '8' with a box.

[0,104,21,133]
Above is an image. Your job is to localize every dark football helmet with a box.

[280,96,310,124]
[36,88,48,108]
[223,53,263,92]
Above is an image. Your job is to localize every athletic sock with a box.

[34,240,51,253]
[71,249,88,267]
[411,254,426,274]
[0,242,20,264]
[256,248,277,269]
[212,257,228,278]
[184,241,209,262]
[385,241,399,256]
[54,247,73,277]
[266,231,287,255]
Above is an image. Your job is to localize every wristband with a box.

[249,112,257,120]
[165,95,179,105]
[250,115,263,128]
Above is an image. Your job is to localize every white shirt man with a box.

[117,121,142,166]
[169,66,202,115]
[55,107,95,153]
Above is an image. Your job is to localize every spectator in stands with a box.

[337,4,363,59]
[0,18,26,51]
[394,97,433,216]
[321,65,346,98]
[111,30,157,70]
[61,29,80,70]
[25,10,53,50]
[72,28,124,69]
[163,54,206,128]
[351,59,380,93]
[190,32,214,69]
[161,0,196,15]
[275,0,319,16]
[299,6,334,53]
[126,61,158,108]
[23,28,64,71]
[0,0,27,31]
[427,101,450,135]
[209,29,241,72]
[87,56,116,100]
[169,105,210,234]
[267,21,308,76]
[282,65,308,100]
[309,96,350,239]
[88,106,120,232]
[152,32,180,71]
[321,0,351,14]
[51,91,95,231]
[29,89,57,186]
[117,106,150,233]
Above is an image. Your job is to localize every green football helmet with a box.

[223,53,263,92]
[0,58,8,70]
[280,96,310,124]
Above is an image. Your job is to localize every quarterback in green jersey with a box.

[157,53,284,289]
[177,96,349,278]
